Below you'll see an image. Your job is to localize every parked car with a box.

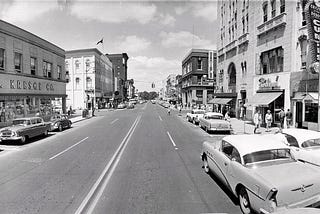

[275,128,320,166]
[272,208,320,214]
[0,117,51,143]
[201,134,320,214]
[199,112,232,134]
[186,109,205,124]
[49,114,72,132]
[117,103,126,109]
[127,103,135,109]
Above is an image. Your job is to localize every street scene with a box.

[2,0,320,214]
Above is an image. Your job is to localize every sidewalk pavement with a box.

[68,108,115,124]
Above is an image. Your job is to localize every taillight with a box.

[267,188,278,212]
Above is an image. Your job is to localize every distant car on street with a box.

[127,103,135,109]
[275,128,320,167]
[201,134,320,214]
[0,117,50,143]
[117,103,126,109]
[151,100,156,104]
[199,112,232,134]
[186,109,205,124]
[49,114,72,132]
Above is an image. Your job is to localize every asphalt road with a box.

[0,103,241,214]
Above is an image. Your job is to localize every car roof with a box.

[281,128,320,145]
[13,117,42,120]
[223,134,289,156]
[204,112,223,116]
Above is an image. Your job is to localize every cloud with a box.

[174,2,217,22]
[160,31,216,49]
[158,13,175,26]
[70,1,157,24]
[117,35,151,53]
[128,56,180,91]
[0,0,59,23]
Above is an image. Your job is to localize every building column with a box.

[203,90,207,104]
[192,90,196,103]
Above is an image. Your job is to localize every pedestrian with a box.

[265,110,272,132]
[225,111,230,122]
[167,108,171,115]
[279,108,285,129]
[253,110,262,134]
[286,109,293,128]
[240,105,244,120]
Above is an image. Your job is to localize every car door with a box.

[29,119,38,138]
[212,140,233,187]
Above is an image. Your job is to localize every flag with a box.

[96,38,103,45]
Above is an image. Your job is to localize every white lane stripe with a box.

[167,131,177,147]
[75,115,141,214]
[110,119,118,124]
[158,115,163,121]
[49,137,89,160]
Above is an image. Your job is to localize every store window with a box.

[57,65,61,79]
[305,103,318,123]
[14,52,22,72]
[0,48,4,70]
[30,57,36,75]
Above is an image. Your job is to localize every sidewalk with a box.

[230,118,280,135]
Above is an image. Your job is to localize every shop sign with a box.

[258,77,280,90]
[306,1,320,62]
[0,73,66,95]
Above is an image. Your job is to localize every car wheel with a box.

[58,124,63,132]
[238,187,252,214]
[20,136,27,144]
[68,122,71,128]
[203,156,210,173]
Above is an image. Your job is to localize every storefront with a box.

[0,73,66,127]
[208,94,237,117]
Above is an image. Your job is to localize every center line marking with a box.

[110,119,118,124]
[159,115,163,121]
[49,137,89,160]
[167,131,177,147]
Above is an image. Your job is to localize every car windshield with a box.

[243,149,293,165]
[193,110,205,114]
[12,119,30,125]
[206,115,223,120]
[301,138,320,148]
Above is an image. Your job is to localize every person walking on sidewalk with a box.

[253,110,262,134]
[286,109,292,128]
[265,110,272,132]
[279,108,285,129]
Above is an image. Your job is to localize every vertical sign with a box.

[306,1,320,63]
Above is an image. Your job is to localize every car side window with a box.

[284,134,299,148]
[230,148,241,163]
[31,119,37,124]
[222,141,234,157]
[37,118,43,124]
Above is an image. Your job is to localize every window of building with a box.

[75,60,80,70]
[14,52,22,72]
[86,77,92,89]
[280,0,285,13]
[188,62,192,72]
[30,57,36,75]
[260,47,284,74]
[263,3,268,22]
[75,77,80,90]
[0,48,4,70]
[57,65,61,79]
[271,0,276,18]
[197,58,202,70]
[300,38,307,68]
[43,61,52,78]
[242,17,245,34]
[305,103,318,123]
[246,14,249,32]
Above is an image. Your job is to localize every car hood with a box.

[0,125,26,132]
[252,161,320,206]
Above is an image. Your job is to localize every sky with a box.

[0,0,218,92]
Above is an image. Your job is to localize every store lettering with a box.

[9,80,54,91]
[258,78,280,90]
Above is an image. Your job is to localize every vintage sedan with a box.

[199,112,232,133]
[0,117,51,143]
[186,109,205,124]
[201,135,320,214]
[49,114,72,132]
[275,128,320,166]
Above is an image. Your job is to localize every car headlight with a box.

[267,188,278,212]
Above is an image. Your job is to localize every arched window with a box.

[86,77,92,89]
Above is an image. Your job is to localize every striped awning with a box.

[245,92,282,107]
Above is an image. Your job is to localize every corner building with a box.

[0,20,66,127]
[217,0,316,129]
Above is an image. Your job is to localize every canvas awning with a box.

[208,98,233,105]
[245,92,282,107]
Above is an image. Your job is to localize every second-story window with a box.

[57,65,61,79]
[197,58,202,70]
[14,52,22,72]
[43,61,52,78]
[263,3,268,22]
[271,0,276,18]
[75,60,80,70]
[280,0,285,13]
[86,77,92,89]
[0,48,4,70]
[30,57,36,75]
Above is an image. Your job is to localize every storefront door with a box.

[296,102,303,128]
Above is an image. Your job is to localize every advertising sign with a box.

[306,1,320,63]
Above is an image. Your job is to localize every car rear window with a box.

[301,138,320,148]
[243,149,293,165]
[13,120,30,125]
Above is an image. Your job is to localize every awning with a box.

[292,92,319,102]
[208,98,232,105]
[245,92,282,107]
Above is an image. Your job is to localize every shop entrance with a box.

[296,102,303,128]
